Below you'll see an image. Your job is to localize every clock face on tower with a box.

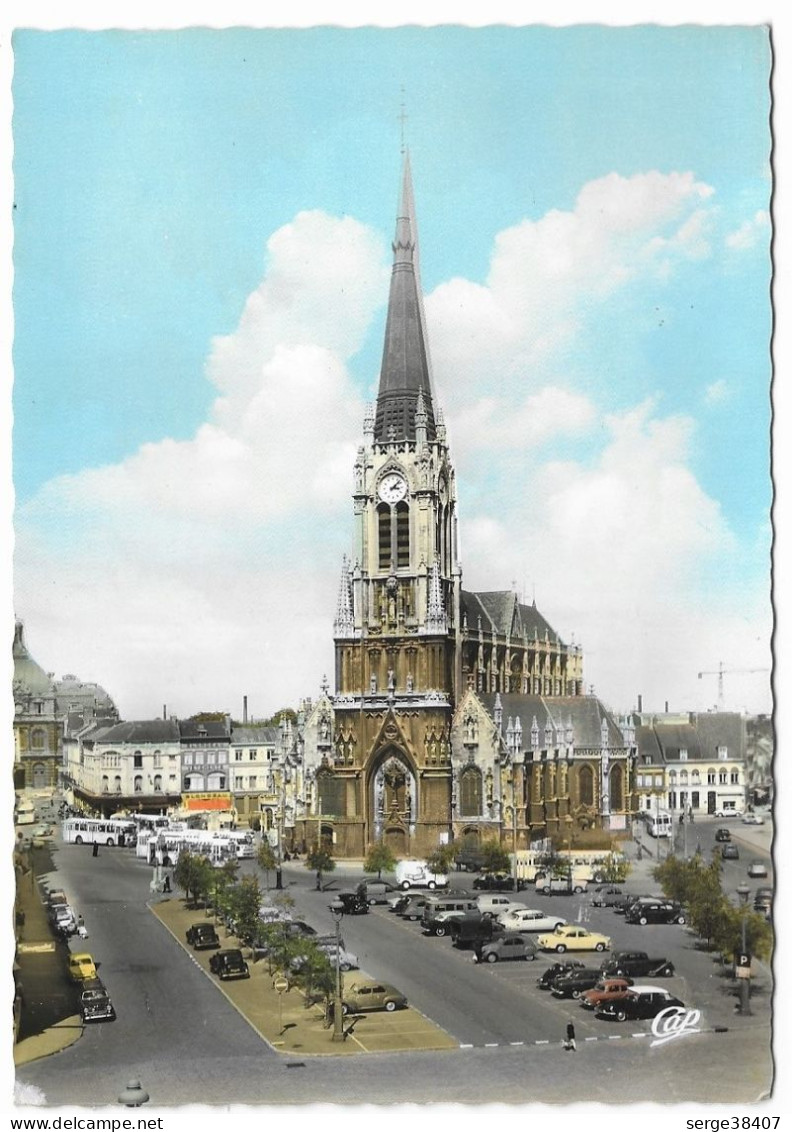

[378,472,407,503]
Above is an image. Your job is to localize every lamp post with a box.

[329,898,345,1042]
[736,883,752,1016]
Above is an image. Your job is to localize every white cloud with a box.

[704,379,730,405]
[725,209,771,251]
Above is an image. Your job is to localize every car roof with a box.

[629,985,667,994]
[71,953,94,962]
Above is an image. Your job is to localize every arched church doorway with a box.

[370,749,417,844]
[32,762,48,789]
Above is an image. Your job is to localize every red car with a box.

[580,976,633,1010]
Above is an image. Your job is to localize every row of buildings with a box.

[13,152,771,856]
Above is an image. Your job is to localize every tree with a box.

[227,875,262,945]
[257,840,278,890]
[306,845,335,891]
[173,851,214,907]
[426,844,455,876]
[211,859,240,923]
[479,839,511,874]
[364,842,397,879]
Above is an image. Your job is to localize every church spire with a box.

[374,151,437,444]
[334,555,355,637]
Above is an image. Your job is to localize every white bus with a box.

[644,810,673,838]
[62,817,137,846]
[514,848,626,884]
[224,830,256,859]
[148,828,235,868]
[15,799,36,826]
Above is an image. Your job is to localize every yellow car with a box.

[68,953,98,982]
[537,925,611,954]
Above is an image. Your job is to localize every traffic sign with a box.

[735,952,752,978]
[273,976,289,994]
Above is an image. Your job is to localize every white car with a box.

[714,809,744,819]
[497,908,568,933]
[742,814,766,825]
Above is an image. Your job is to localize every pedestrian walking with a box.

[564,1022,577,1051]
[92,842,99,857]
[77,914,88,939]
[163,874,171,893]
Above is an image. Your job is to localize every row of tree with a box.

[652,853,772,962]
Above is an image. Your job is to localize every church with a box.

[295,155,638,858]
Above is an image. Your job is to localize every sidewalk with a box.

[152,896,458,1057]
[13,844,82,1067]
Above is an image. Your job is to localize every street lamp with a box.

[329,898,345,1042]
[736,883,752,1016]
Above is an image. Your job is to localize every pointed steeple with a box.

[374,152,437,444]
[334,555,355,636]
[425,559,447,634]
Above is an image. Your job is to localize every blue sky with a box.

[9,22,774,720]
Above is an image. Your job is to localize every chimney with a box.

[163,704,167,720]
[637,694,643,713]
[665,701,669,714]
[243,695,248,725]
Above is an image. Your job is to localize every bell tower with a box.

[329,152,460,857]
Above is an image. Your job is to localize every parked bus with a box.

[223,830,256,859]
[62,817,137,846]
[514,848,626,884]
[148,828,235,868]
[644,810,673,838]
[15,799,36,826]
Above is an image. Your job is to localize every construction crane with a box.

[697,662,770,712]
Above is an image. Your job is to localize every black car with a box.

[550,967,603,999]
[715,828,732,842]
[79,979,116,1023]
[450,911,506,949]
[209,948,251,980]
[334,892,369,915]
[721,844,740,860]
[595,988,685,1022]
[536,960,585,989]
[472,873,520,891]
[624,900,686,926]
[591,886,624,908]
[186,922,221,950]
[601,950,675,978]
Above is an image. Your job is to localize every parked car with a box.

[475,894,527,918]
[394,859,449,891]
[580,976,634,1010]
[600,950,675,978]
[398,896,428,921]
[421,897,478,936]
[747,860,769,879]
[590,886,624,908]
[313,943,359,972]
[715,828,732,842]
[550,967,604,999]
[209,949,251,980]
[753,886,773,914]
[537,925,611,953]
[51,905,78,936]
[472,872,519,891]
[333,892,369,915]
[595,986,685,1022]
[475,932,538,964]
[341,981,408,1015]
[721,844,740,860]
[68,953,98,982]
[613,894,664,916]
[449,911,506,949]
[714,808,743,818]
[742,813,766,825]
[79,979,116,1023]
[186,923,221,950]
[497,908,567,933]
[536,876,588,895]
[536,960,584,989]
[624,900,686,926]
[356,879,396,905]
[388,894,411,914]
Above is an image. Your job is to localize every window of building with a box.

[134,775,143,793]
[102,775,109,794]
[207,772,226,790]
[609,764,624,811]
[133,753,143,768]
[234,750,243,761]
[396,502,410,568]
[707,768,716,785]
[730,769,740,785]
[679,770,688,785]
[248,776,257,789]
[377,504,391,571]
[317,771,345,816]
[718,746,728,761]
[249,751,257,760]
[114,775,122,793]
[31,728,46,750]
[234,776,243,789]
[459,767,483,817]
[153,751,162,768]
[679,749,688,760]
[153,775,162,792]
[578,765,594,806]
[691,791,700,810]
[719,769,727,785]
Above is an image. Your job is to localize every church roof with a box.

[478,693,625,748]
[461,590,562,643]
[12,621,54,696]
[374,151,437,444]
[478,692,626,748]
